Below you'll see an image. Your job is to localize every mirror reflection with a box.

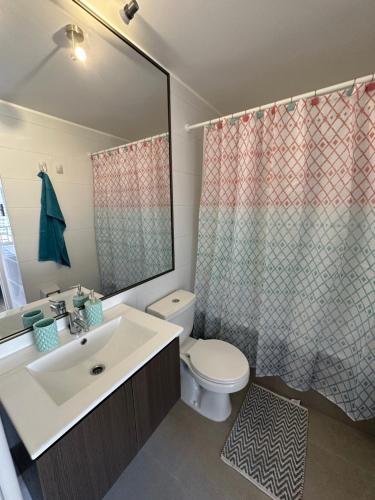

[0,0,173,341]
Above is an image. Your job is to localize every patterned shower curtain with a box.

[195,83,375,421]
[91,135,172,295]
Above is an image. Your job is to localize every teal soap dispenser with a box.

[84,290,103,327]
[73,284,89,308]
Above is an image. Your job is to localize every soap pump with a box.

[72,284,89,308]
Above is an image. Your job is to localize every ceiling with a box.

[83,0,375,117]
[0,0,168,140]
[1,0,374,135]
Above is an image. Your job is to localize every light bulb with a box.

[73,46,87,62]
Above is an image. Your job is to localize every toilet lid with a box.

[188,339,249,384]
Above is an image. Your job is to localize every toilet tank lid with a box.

[146,290,196,320]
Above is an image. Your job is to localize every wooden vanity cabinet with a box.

[36,378,137,500]
[132,334,180,447]
[21,338,180,500]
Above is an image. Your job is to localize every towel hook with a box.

[39,162,47,173]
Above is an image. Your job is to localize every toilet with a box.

[147,290,249,421]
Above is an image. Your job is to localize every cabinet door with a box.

[36,379,138,500]
[132,338,180,447]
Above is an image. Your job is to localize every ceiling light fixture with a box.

[65,24,87,62]
[122,0,139,24]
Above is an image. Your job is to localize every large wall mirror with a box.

[0,0,173,342]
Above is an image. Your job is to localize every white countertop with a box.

[0,304,182,460]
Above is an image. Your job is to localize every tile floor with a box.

[105,386,375,500]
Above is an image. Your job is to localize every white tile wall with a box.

[0,101,124,302]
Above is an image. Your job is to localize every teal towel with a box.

[38,172,71,267]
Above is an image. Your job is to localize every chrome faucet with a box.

[49,299,66,315]
[68,309,89,335]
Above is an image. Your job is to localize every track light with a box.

[122,0,139,24]
[65,24,87,62]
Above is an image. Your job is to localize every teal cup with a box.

[33,318,59,352]
[84,300,104,327]
[22,309,44,328]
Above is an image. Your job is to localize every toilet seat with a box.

[187,339,249,385]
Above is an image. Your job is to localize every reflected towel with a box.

[37,172,71,267]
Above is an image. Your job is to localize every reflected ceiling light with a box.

[122,0,139,24]
[73,45,87,62]
[65,24,87,62]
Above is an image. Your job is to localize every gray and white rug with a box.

[221,384,308,500]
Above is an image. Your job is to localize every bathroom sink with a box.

[27,316,157,405]
[0,303,182,459]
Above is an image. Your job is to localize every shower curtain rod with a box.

[185,73,374,131]
[91,132,168,156]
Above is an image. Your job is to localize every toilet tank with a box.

[146,290,196,344]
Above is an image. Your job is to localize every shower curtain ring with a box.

[288,96,295,112]
[311,89,319,106]
[347,78,355,97]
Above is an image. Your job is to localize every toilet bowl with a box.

[147,290,249,421]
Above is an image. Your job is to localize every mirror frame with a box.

[0,0,174,344]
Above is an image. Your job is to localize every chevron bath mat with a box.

[221,384,308,500]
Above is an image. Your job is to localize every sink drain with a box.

[90,364,105,376]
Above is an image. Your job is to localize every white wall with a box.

[0,101,125,302]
